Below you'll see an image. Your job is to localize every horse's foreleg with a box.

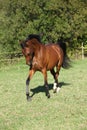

[26,77,30,100]
[42,69,50,98]
[26,69,35,101]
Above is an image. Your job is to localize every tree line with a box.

[0,0,87,53]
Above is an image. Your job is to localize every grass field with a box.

[0,58,87,130]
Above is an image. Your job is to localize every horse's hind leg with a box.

[50,69,58,93]
[50,61,62,93]
[55,60,63,92]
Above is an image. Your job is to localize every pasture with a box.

[0,59,87,130]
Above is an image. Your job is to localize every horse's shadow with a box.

[30,82,70,97]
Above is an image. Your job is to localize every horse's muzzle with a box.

[26,61,32,66]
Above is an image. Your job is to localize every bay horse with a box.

[20,34,70,101]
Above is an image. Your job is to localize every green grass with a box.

[0,59,87,130]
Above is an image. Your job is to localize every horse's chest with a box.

[32,60,43,71]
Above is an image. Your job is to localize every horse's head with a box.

[20,40,35,66]
[20,34,41,66]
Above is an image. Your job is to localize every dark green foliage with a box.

[0,0,87,53]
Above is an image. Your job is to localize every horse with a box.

[20,34,70,101]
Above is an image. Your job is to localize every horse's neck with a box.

[35,43,46,59]
[30,39,46,56]
[31,40,41,55]
[34,42,41,52]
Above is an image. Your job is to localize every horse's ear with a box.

[21,43,25,49]
[19,40,25,49]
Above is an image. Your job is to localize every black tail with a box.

[57,38,71,69]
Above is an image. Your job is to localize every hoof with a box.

[26,96,32,102]
[53,88,57,93]
[47,94,50,98]
[53,83,57,93]
[56,87,61,93]
[46,93,50,98]
[53,87,61,93]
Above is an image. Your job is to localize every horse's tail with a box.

[57,39,71,69]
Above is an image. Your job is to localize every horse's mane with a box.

[20,34,41,49]
[25,34,41,42]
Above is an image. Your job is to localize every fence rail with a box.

[0,51,23,66]
[74,44,87,59]
[0,46,87,65]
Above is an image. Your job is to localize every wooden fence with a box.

[0,51,23,66]
[74,44,87,59]
[0,45,87,65]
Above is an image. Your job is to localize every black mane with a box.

[20,34,41,49]
[25,34,41,42]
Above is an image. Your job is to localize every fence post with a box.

[82,42,84,59]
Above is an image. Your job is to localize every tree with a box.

[0,0,87,53]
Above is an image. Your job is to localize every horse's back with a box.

[45,43,63,58]
[44,43,63,70]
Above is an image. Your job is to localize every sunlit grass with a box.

[0,59,87,130]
